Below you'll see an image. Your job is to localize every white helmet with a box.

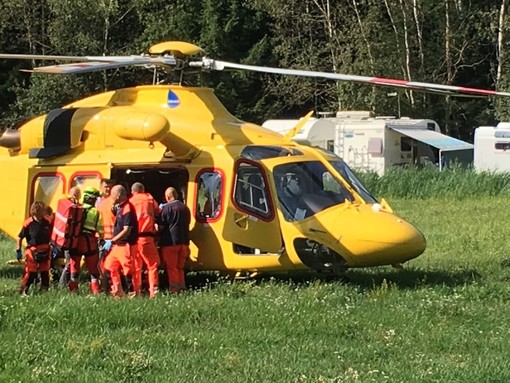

[286,178,302,196]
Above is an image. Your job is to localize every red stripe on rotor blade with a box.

[458,87,496,95]
[371,77,409,85]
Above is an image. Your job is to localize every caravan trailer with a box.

[474,123,510,172]
[263,111,474,175]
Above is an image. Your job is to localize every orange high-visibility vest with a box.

[129,192,160,235]
[51,197,83,250]
[97,196,115,240]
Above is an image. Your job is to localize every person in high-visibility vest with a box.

[97,179,115,240]
[69,187,103,294]
[129,182,161,298]
[103,185,139,297]
[97,178,120,292]
[158,187,191,293]
[17,201,52,295]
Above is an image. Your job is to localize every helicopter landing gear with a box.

[293,238,348,276]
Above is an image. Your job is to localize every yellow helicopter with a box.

[0,41,507,276]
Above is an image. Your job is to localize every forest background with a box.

[1,0,510,142]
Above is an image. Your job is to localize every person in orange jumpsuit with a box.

[97,178,120,292]
[17,201,52,295]
[102,185,139,297]
[129,182,161,298]
[158,187,191,293]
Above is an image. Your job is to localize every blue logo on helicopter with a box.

[167,90,180,108]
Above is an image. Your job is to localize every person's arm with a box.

[112,209,136,243]
[152,199,161,217]
[96,210,104,239]
[17,225,26,251]
[112,226,132,242]
[17,237,23,251]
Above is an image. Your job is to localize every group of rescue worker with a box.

[16,178,191,298]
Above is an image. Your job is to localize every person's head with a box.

[286,177,302,196]
[68,186,81,202]
[44,205,55,223]
[100,178,114,197]
[165,187,178,203]
[83,186,101,206]
[111,184,128,204]
[30,201,47,220]
[131,182,145,194]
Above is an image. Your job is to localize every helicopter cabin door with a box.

[223,160,282,253]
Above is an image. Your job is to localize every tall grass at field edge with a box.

[357,167,510,199]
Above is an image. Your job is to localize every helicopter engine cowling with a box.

[0,129,21,150]
[111,111,169,142]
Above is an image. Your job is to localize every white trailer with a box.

[263,111,474,175]
[474,123,510,172]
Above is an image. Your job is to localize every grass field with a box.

[2,185,510,381]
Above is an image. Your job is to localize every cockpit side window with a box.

[233,161,273,220]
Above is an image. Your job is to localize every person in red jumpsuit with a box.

[129,182,161,298]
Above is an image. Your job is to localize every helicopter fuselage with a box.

[0,85,426,274]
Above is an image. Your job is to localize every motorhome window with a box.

[240,145,303,160]
[234,162,272,219]
[273,161,354,221]
[70,174,101,189]
[329,160,378,204]
[401,137,412,151]
[196,171,223,221]
[32,174,65,209]
[495,142,510,151]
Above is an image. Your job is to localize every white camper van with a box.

[474,123,510,172]
[263,111,474,175]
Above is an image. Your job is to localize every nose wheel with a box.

[293,238,348,275]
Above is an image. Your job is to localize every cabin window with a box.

[233,161,272,220]
[495,142,510,151]
[196,170,223,221]
[70,173,102,190]
[32,173,65,209]
[326,140,334,152]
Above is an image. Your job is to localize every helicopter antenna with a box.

[179,69,184,86]
[152,67,157,85]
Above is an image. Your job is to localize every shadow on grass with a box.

[0,265,23,279]
[345,267,482,291]
[186,267,482,292]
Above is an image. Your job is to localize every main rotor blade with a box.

[200,59,510,98]
[0,54,89,61]
[3,55,178,74]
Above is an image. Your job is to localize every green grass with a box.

[2,195,510,382]
[357,167,510,199]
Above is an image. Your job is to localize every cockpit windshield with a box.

[273,161,354,222]
[328,160,378,203]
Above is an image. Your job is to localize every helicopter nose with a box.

[337,204,426,267]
